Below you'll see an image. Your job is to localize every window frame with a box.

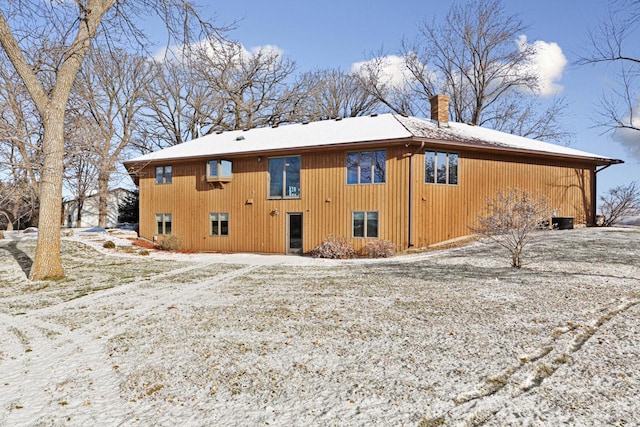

[424,151,458,185]
[352,211,379,238]
[206,159,233,182]
[210,212,229,236]
[155,213,172,235]
[346,149,386,185]
[155,165,173,184]
[268,155,301,199]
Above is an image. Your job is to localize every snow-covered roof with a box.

[124,114,621,167]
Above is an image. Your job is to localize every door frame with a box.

[286,212,303,254]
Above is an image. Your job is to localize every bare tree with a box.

[357,0,568,142]
[0,1,224,280]
[297,68,381,121]
[600,181,640,226]
[579,0,640,155]
[73,46,154,227]
[471,188,551,268]
[62,112,101,228]
[140,56,216,150]
[0,53,42,229]
[189,41,298,131]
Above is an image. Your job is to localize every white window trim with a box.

[352,211,379,238]
[346,150,386,185]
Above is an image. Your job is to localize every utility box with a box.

[552,217,574,230]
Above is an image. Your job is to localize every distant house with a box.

[124,95,622,254]
[63,188,134,228]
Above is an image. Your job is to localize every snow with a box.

[125,114,618,167]
[395,115,619,163]
[1,227,639,426]
[126,114,412,163]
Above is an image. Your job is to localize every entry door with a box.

[286,213,303,254]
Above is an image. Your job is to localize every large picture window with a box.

[210,213,229,236]
[155,213,172,235]
[269,156,301,199]
[155,165,172,184]
[347,150,386,184]
[425,151,458,185]
[353,211,378,238]
[207,160,233,181]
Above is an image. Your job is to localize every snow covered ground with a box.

[0,227,638,426]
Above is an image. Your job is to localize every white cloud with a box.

[613,103,640,160]
[350,55,415,89]
[154,39,285,64]
[517,35,568,97]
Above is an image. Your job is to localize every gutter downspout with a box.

[592,164,613,225]
[408,141,425,247]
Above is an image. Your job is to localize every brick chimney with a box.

[430,94,450,124]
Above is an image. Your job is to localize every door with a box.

[286,213,303,254]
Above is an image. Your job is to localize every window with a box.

[425,151,458,185]
[347,150,386,184]
[155,165,172,184]
[210,213,229,236]
[353,211,378,238]
[207,160,233,181]
[269,156,301,199]
[155,213,172,235]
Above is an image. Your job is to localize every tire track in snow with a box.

[0,261,267,426]
[423,296,640,426]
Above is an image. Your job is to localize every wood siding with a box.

[137,141,596,253]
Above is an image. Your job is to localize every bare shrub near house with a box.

[471,188,551,268]
[158,235,181,251]
[600,181,640,226]
[310,236,356,259]
[361,240,397,258]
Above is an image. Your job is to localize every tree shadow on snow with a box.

[0,240,33,277]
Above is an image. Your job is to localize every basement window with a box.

[155,213,172,235]
[207,160,233,182]
[425,151,458,185]
[155,165,172,184]
[353,211,378,238]
[210,213,229,236]
[347,150,386,184]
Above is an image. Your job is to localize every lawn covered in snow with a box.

[0,227,638,426]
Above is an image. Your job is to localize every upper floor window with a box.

[155,165,172,184]
[155,213,172,235]
[207,160,233,181]
[347,150,386,184]
[425,151,458,185]
[269,156,301,199]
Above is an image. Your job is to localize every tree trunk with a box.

[97,170,109,228]
[76,198,84,228]
[29,112,65,280]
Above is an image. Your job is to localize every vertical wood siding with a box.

[137,143,596,253]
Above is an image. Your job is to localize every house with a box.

[63,187,135,228]
[123,95,622,254]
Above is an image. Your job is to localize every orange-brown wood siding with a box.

[137,142,596,253]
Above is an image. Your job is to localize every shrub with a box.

[470,188,551,268]
[361,240,397,258]
[103,240,116,249]
[139,249,150,256]
[158,235,181,251]
[310,236,356,259]
[599,181,640,226]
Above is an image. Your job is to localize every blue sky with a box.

[192,0,638,200]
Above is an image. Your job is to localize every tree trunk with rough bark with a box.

[29,111,66,280]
